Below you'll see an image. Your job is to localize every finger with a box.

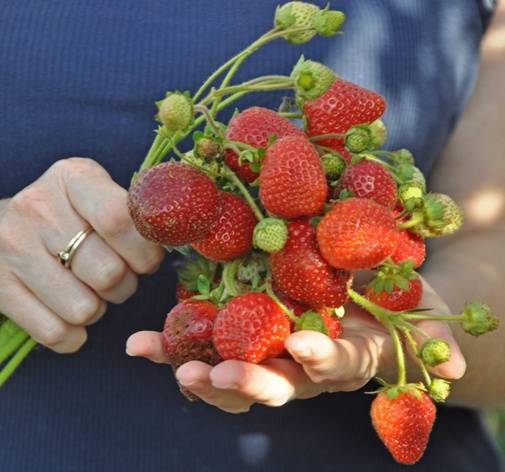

[126,331,170,364]
[12,246,106,326]
[285,330,389,390]
[209,358,315,406]
[0,277,88,353]
[412,320,467,380]
[70,232,138,303]
[176,361,254,413]
[59,159,165,274]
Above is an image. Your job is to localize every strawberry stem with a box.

[0,329,29,364]
[397,212,424,230]
[387,323,407,386]
[402,314,465,322]
[278,112,303,119]
[222,259,242,297]
[221,165,264,221]
[264,279,300,324]
[193,104,224,138]
[0,338,37,387]
[401,328,432,388]
[309,133,345,142]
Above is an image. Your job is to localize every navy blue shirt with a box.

[0,1,502,470]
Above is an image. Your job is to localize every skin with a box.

[0,158,164,352]
[128,2,505,411]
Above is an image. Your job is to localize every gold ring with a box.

[57,227,93,269]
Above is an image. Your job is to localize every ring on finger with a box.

[57,227,93,269]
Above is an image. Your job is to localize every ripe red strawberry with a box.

[365,278,423,312]
[334,160,398,208]
[303,78,386,152]
[392,230,426,268]
[224,107,305,182]
[213,292,291,363]
[317,198,399,270]
[317,308,343,339]
[192,192,257,262]
[162,300,222,399]
[271,220,351,307]
[176,283,197,302]
[273,285,308,317]
[371,387,436,465]
[259,136,328,218]
[128,162,218,246]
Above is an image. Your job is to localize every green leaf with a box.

[296,311,328,335]
[197,274,211,296]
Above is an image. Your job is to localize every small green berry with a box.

[345,127,371,153]
[291,57,336,100]
[312,9,345,37]
[368,119,387,149]
[461,302,499,336]
[429,379,451,403]
[158,93,193,131]
[195,138,222,161]
[420,338,451,366]
[321,153,346,179]
[253,218,288,253]
[413,193,464,237]
[275,2,320,45]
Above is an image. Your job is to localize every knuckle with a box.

[94,199,132,240]
[134,251,163,275]
[69,296,101,325]
[49,157,102,179]
[94,259,128,292]
[9,185,51,219]
[38,321,69,347]
[54,328,88,354]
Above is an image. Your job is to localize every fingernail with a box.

[211,379,238,390]
[290,340,312,359]
[125,347,135,357]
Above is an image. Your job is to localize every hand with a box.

[127,278,467,413]
[0,158,164,353]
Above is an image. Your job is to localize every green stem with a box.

[212,80,294,98]
[397,212,424,230]
[0,319,21,347]
[0,338,37,387]
[222,259,242,297]
[224,140,257,152]
[193,104,224,138]
[402,328,432,387]
[388,323,407,386]
[222,165,264,221]
[347,288,392,323]
[0,329,29,364]
[279,112,303,119]
[402,314,465,322]
[309,133,345,142]
[265,279,299,324]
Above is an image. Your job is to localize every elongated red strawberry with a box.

[259,135,328,218]
[271,220,351,307]
[303,78,386,152]
[176,283,197,302]
[224,107,304,182]
[334,160,398,208]
[365,278,422,312]
[128,162,218,246]
[371,386,436,465]
[317,198,399,270]
[162,300,222,399]
[192,192,257,262]
[213,292,291,363]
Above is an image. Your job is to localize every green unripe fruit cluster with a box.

[253,218,288,253]
[420,338,451,366]
[158,93,193,131]
[275,2,320,44]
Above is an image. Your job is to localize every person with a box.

[0,0,503,470]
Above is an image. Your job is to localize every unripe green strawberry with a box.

[275,2,320,44]
[429,379,451,403]
[411,166,426,191]
[195,137,222,161]
[312,9,345,37]
[420,338,451,366]
[253,218,288,253]
[291,57,336,100]
[412,193,463,237]
[158,92,193,131]
[399,181,425,211]
[461,302,499,336]
[344,121,387,153]
[321,153,346,179]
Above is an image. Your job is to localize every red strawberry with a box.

[213,292,291,363]
[128,162,218,246]
[334,160,398,208]
[192,192,257,262]
[317,198,399,270]
[304,78,386,152]
[317,308,343,339]
[392,230,426,268]
[259,135,328,218]
[224,107,304,182]
[176,283,197,302]
[271,220,351,308]
[273,285,308,317]
[162,300,222,399]
[365,278,423,312]
[371,387,436,465]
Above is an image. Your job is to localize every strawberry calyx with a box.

[291,56,337,101]
[344,120,387,153]
[368,259,418,294]
[312,6,346,37]
[371,380,427,401]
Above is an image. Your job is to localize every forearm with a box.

[424,2,505,408]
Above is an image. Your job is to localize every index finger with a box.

[62,159,164,274]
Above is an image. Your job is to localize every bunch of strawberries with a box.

[126,2,499,465]
[0,1,495,466]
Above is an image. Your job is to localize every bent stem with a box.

[265,279,299,324]
[401,328,432,388]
